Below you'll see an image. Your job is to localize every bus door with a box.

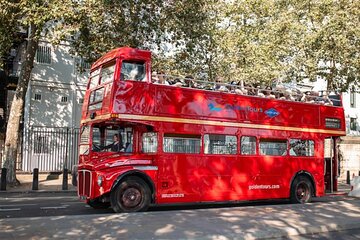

[324,137,338,192]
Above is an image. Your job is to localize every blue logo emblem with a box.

[265,108,280,118]
[208,103,222,112]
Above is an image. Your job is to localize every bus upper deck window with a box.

[121,61,146,81]
[100,63,116,84]
[89,69,100,89]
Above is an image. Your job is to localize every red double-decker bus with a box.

[76,47,346,212]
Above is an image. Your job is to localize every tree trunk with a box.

[3,23,39,185]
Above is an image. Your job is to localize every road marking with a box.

[0,204,37,207]
[40,205,68,210]
[1,196,77,201]
[0,208,21,211]
[62,201,83,205]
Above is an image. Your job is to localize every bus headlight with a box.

[97,175,103,187]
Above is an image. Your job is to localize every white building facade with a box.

[11,40,89,172]
[339,89,360,179]
[24,42,88,128]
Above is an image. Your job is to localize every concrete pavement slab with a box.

[0,173,76,193]
[0,199,359,239]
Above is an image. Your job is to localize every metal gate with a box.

[21,126,79,172]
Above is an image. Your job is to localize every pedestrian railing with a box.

[21,126,80,172]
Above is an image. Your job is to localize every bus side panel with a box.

[199,156,239,201]
[248,156,292,200]
[156,154,201,204]
[113,80,154,114]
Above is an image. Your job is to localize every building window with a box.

[75,58,91,72]
[163,134,201,153]
[34,93,42,101]
[241,136,256,155]
[289,139,314,156]
[36,45,51,64]
[204,134,237,154]
[350,87,356,108]
[350,118,357,131]
[259,139,287,156]
[61,96,68,103]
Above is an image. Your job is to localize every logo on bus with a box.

[208,103,280,118]
[208,103,263,113]
[264,108,280,118]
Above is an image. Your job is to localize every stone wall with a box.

[339,136,360,179]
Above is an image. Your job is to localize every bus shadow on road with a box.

[145,195,351,213]
[147,199,292,212]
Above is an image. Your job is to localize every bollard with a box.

[32,168,39,190]
[1,168,7,191]
[62,168,68,190]
[346,170,350,184]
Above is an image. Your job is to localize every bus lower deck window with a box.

[289,139,314,156]
[204,134,237,154]
[241,136,256,155]
[163,134,201,154]
[260,139,287,156]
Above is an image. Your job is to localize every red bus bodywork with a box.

[77,47,346,210]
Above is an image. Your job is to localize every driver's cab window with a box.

[120,61,146,81]
[92,125,134,153]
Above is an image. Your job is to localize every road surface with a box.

[0,193,359,239]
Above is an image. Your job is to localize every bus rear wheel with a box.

[290,176,313,204]
[110,176,150,213]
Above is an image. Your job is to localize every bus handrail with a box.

[151,74,341,106]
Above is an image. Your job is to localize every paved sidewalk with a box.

[1,173,76,193]
[0,198,359,239]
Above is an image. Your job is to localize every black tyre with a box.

[88,198,111,209]
[110,176,151,213]
[290,175,313,204]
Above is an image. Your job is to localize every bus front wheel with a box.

[110,176,150,213]
[88,198,111,209]
[290,175,313,204]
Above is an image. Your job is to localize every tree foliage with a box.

[0,0,81,185]
[0,0,20,66]
[181,0,359,89]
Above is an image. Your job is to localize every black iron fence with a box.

[21,126,80,172]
